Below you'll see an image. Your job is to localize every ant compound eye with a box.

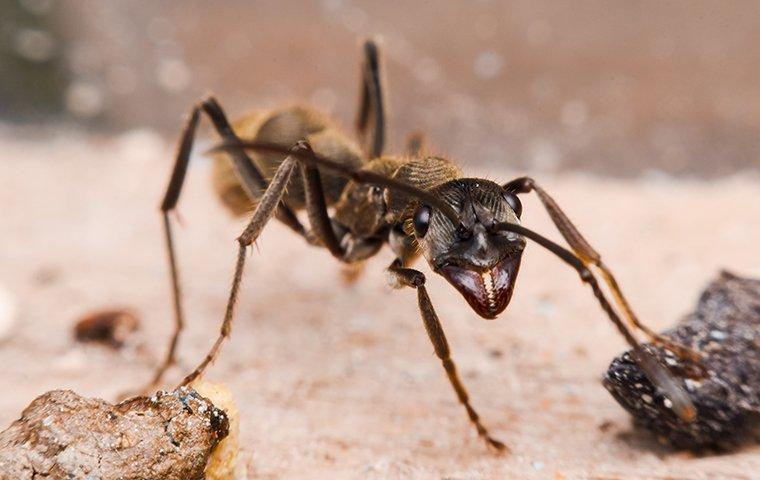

[371,186,383,197]
[413,205,431,237]
[502,191,522,218]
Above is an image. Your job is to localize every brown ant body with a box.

[150,40,699,451]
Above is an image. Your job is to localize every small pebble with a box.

[74,309,140,348]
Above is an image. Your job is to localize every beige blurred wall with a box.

[10,0,760,175]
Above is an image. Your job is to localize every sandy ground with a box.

[0,130,759,479]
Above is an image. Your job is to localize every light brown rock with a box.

[0,388,228,480]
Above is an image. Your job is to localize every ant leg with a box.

[493,221,697,422]
[180,153,299,386]
[147,106,202,392]
[387,259,507,452]
[298,141,346,259]
[504,177,700,363]
[144,98,307,393]
[355,39,386,158]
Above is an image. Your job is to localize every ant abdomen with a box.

[211,105,365,216]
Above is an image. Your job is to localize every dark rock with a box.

[603,271,760,450]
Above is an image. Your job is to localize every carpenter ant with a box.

[147,39,700,451]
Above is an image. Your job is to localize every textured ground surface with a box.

[0,131,758,478]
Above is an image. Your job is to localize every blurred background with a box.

[2,0,760,176]
[1,3,759,476]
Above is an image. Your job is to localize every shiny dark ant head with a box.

[412,178,526,319]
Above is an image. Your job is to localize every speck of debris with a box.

[33,266,60,286]
[597,420,614,432]
[603,271,760,450]
[74,309,140,348]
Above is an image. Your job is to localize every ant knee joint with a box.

[504,176,534,194]
[384,268,425,289]
[198,95,217,111]
[385,269,405,289]
[236,235,252,248]
[409,271,426,287]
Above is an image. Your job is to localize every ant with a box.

[147,39,700,451]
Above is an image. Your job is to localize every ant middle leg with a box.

[180,138,359,384]
[180,152,301,385]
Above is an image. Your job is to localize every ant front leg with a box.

[387,259,507,452]
[504,177,701,364]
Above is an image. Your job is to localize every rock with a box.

[192,380,247,480]
[603,271,760,450]
[0,387,229,480]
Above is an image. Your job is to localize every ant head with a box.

[412,179,526,319]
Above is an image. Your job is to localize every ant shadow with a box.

[613,419,760,460]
